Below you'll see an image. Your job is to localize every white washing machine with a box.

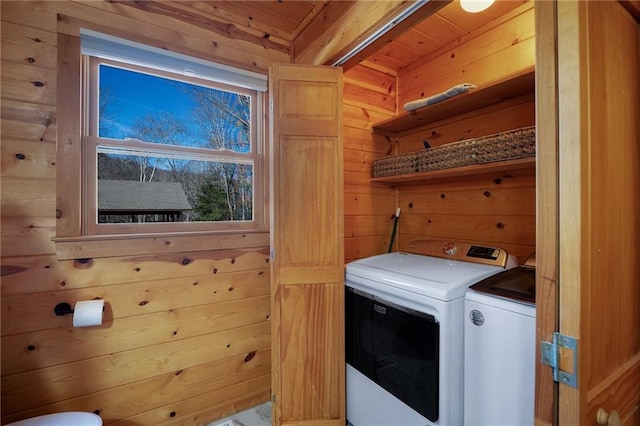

[345,240,517,426]
[464,259,536,426]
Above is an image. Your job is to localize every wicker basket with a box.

[373,126,535,178]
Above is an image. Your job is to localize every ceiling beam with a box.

[293,0,451,71]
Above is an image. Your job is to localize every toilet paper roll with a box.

[73,300,104,327]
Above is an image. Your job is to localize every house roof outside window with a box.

[98,180,192,212]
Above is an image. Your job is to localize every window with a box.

[81,31,266,235]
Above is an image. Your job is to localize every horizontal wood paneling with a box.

[343,63,396,262]
[2,322,270,414]
[396,167,536,263]
[1,139,57,179]
[345,235,390,261]
[2,350,270,424]
[0,249,270,297]
[1,177,57,218]
[1,217,56,258]
[396,95,535,153]
[0,20,58,70]
[2,269,270,336]
[1,100,57,143]
[343,4,536,264]
[115,375,271,426]
[0,1,282,423]
[1,60,56,106]
[3,294,270,376]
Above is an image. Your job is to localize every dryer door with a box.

[346,286,440,422]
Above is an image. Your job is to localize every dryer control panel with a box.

[404,240,517,269]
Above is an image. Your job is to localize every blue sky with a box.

[99,64,204,142]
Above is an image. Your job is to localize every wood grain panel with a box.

[343,147,378,174]
[344,215,395,238]
[344,190,395,216]
[399,185,535,216]
[1,217,56,258]
[1,60,56,105]
[396,96,535,152]
[345,235,389,262]
[1,2,277,422]
[3,294,270,374]
[343,64,396,96]
[3,349,270,424]
[534,0,558,423]
[343,103,395,132]
[2,269,269,336]
[343,82,396,114]
[398,6,535,106]
[114,375,270,426]
[343,126,393,155]
[1,120,56,144]
[581,2,640,422]
[0,20,57,70]
[279,136,339,266]
[56,1,287,72]
[279,283,342,421]
[1,139,56,179]
[1,1,57,32]
[113,375,270,426]
[0,177,56,218]
[1,322,270,414]
[270,63,344,425]
[294,1,402,65]
[1,99,57,142]
[0,248,269,296]
[342,62,397,264]
[399,213,535,244]
[53,232,270,260]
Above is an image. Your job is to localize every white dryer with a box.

[464,260,536,426]
[345,240,517,426]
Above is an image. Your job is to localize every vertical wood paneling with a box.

[0,1,283,424]
[270,63,344,426]
[534,0,558,423]
[557,1,640,423]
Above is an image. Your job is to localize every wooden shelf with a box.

[371,157,535,184]
[372,67,535,136]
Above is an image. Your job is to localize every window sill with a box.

[53,230,270,260]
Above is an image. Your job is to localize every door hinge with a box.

[541,332,578,388]
[270,249,275,260]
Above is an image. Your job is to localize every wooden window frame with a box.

[54,23,269,260]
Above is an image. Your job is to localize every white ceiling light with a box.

[460,0,495,13]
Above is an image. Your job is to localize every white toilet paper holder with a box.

[54,301,104,316]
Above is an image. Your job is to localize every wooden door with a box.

[537,1,640,424]
[269,63,345,426]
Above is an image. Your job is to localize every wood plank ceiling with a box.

[115,0,528,74]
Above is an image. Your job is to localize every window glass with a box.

[98,64,251,153]
[86,58,260,232]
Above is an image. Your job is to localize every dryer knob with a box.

[443,242,457,255]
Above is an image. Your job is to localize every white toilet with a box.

[6,412,102,426]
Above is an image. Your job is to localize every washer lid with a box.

[346,252,507,301]
[469,266,536,305]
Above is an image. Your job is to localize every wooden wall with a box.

[2,0,538,423]
[1,1,284,424]
[344,2,537,264]
[342,64,396,262]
